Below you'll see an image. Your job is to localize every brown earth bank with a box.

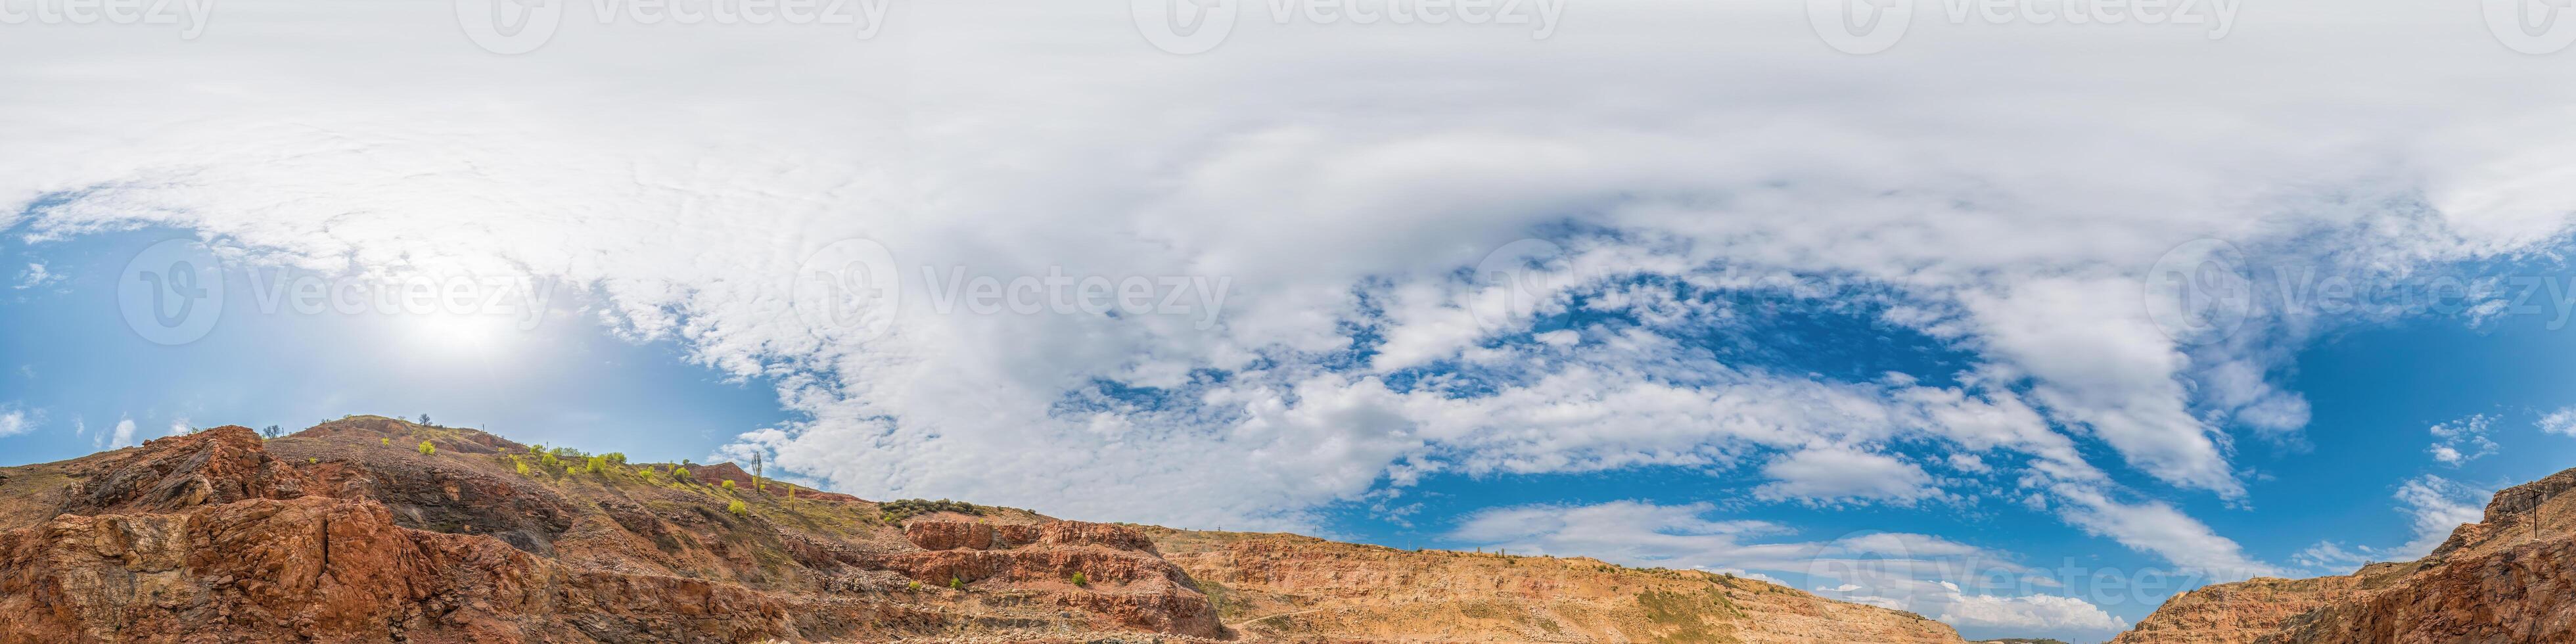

[2112,465,2576,644]
[0,417,1973,643]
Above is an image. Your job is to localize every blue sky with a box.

[9,2,2576,642]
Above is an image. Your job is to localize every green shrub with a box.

[721,480,737,490]
[1071,572,1088,587]
[515,461,532,476]
[379,438,390,447]
[417,440,436,455]
[950,577,963,590]
[727,499,748,516]
[880,499,981,522]
[908,580,923,591]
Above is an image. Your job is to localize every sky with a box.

[7,0,2576,641]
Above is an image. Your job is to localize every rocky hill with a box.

[0,417,1970,643]
[2111,465,2576,643]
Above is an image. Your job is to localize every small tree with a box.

[260,425,283,440]
[727,499,749,516]
[417,440,436,455]
[417,414,432,425]
[1071,572,1088,587]
[672,467,692,483]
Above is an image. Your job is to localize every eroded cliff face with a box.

[0,417,1981,643]
[2114,465,2576,644]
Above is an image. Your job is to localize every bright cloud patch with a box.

[0,405,34,438]
[2426,414,2497,467]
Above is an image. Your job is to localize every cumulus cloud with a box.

[5,0,2566,578]
[2539,408,2576,437]
[11,263,57,290]
[2427,414,2497,466]
[0,405,36,438]
[103,417,136,449]
[1753,446,1942,506]
[2044,484,2279,580]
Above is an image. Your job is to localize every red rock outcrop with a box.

[62,426,313,514]
[2116,464,2576,644]
[890,520,1221,637]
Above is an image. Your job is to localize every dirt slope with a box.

[1149,529,1964,643]
[0,416,1969,643]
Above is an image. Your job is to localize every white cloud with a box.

[2392,475,2489,557]
[11,263,56,290]
[1937,591,2128,633]
[2539,408,2576,437]
[104,417,136,449]
[2044,483,2280,580]
[1753,445,1942,506]
[2427,414,2497,466]
[0,405,35,438]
